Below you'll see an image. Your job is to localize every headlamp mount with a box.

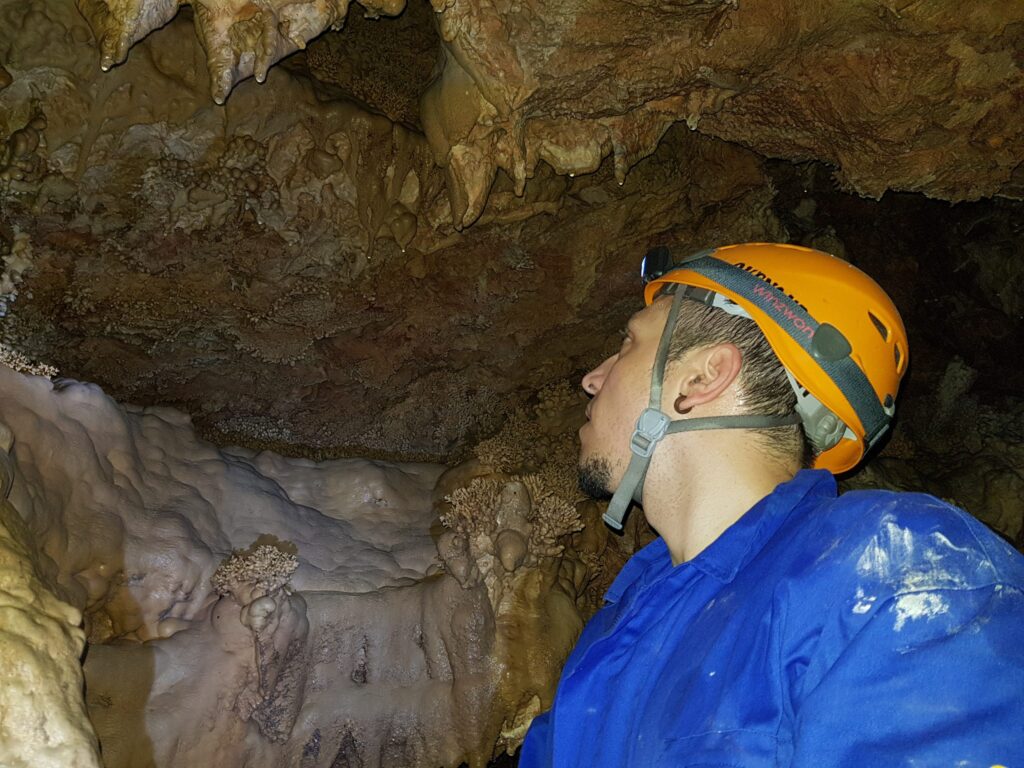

[640,246,715,285]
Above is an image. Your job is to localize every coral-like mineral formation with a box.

[435,383,655,755]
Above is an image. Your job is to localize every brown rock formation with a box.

[73,0,1024,227]
[1,0,784,456]
[74,0,408,104]
[3,0,1019,456]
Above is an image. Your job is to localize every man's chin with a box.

[578,456,614,499]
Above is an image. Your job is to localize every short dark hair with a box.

[667,299,817,469]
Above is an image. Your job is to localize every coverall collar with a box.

[605,469,837,602]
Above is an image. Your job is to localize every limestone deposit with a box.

[0,423,102,768]
[0,366,621,766]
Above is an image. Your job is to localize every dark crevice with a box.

[279,0,441,129]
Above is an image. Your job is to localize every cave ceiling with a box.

[1,0,1022,458]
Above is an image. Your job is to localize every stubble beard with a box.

[578,456,614,499]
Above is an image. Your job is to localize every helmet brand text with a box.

[750,282,815,338]
[734,262,811,313]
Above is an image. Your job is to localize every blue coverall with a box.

[520,469,1024,767]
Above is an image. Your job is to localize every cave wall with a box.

[4,0,1021,461]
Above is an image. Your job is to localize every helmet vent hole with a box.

[894,343,906,373]
[868,312,890,341]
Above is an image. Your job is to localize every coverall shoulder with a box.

[519,469,1024,768]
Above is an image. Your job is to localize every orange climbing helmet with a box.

[642,242,909,474]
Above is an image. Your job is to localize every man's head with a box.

[579,243,909,529]
[577,298,806,500]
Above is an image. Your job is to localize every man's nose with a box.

[582,354,616,395]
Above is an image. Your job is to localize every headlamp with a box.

[640,246,674,285]
[640,246,716,285]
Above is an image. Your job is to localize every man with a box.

[520,243,1024,767]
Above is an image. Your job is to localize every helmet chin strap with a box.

[602,289,802,531]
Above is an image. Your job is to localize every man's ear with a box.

[666,343,743,414]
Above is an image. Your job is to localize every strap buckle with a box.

[630,408,671,458]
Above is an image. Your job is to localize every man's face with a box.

[578,298,672,497]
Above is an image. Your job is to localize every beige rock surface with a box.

[0,364,606,766]
[0,423,102,768]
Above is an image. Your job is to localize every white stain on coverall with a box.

[853,511,983,631]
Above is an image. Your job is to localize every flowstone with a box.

[0,365,608,767]
[0,422,102,768]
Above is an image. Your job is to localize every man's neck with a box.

[642,437,798,566]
